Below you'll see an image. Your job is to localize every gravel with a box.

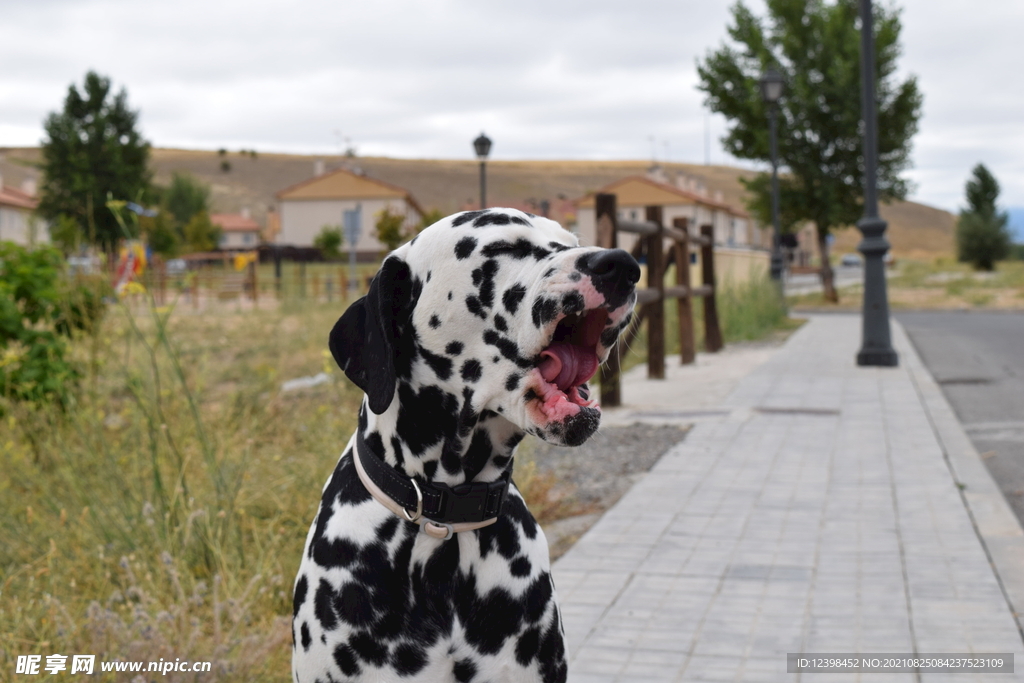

[521,423,691,558]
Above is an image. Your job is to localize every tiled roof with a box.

[575,175,749,218]
[0,184,38,210]
[210,213,261,232]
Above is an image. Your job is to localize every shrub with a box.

[313,225,343,260]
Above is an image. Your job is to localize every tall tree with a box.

[956,164,1011,271]
[163,172,211,229]
[697,0,922,301]
[37,71,151,251]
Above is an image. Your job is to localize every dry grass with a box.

[788,258,1024,310]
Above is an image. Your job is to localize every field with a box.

[0,263,794,681]
[789,258,1024,310]
[1,147,956,261]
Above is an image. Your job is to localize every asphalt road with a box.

[898,311,1024,525]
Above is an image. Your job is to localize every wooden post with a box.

[313,273,321,301]
[673,217,696,364]
[274,248,282,299]
[595,193,622,407]
[250,260,258,306]
[339,268,347,302]
[645,206,665,379]
[326,276,333,302]
[701,224,723,352]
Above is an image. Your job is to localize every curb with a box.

[894,320,1024,642]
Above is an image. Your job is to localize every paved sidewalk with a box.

[553,314,1024,682]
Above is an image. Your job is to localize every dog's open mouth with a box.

[535,308,609,410]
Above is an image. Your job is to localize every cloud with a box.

[1,0,1021,210]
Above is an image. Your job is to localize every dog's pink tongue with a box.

[539,344,599,392]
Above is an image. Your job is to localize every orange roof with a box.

[575,175,748,218]
[0,184,38,210]
[210,213,261,232]
[276,167,424,216]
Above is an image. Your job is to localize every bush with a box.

[183,211,222,253]
[0,243,105,408]
[374,207,407,252]
[956,164,1011,271]
[313,225,343,260]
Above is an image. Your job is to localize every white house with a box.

[574,175,761,250]
[0,177,46,245]
[211,211,262,250]
[275,167,423,255]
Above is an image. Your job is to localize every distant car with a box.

[840,253,863,267]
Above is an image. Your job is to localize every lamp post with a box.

[855,0,898,366]
[759,68,785,285]
[473,132,492,210]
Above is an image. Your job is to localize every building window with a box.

[243,233,254,245]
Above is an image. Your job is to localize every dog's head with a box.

[330,208,638,448]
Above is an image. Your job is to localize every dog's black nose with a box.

[576,249,641,309]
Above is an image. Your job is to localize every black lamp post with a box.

[855,0,898,366]
[759,68,785,284]
[473,132,492,210]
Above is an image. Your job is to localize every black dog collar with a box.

[353,429,510,539]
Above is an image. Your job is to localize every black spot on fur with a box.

[448,291,453,300]
[420,346,453,380]
[516,627,540,666]
[473,212,512,227]
[506,433,524,450]
[314,579,338,630]
[543,267,556,278]
[376,516,399,545]
[454,236,477,259]
[531,296,559,328]
[561,292,585,315]
[526,573,553,621]
[547,241,570,251]
[311,536,358,569]
[600,327,620,348]
[461,359,482,382]
[539,608,567,682]
[396,383,459,454]
[335,582,374,627]
[462,429,494,482]
[429,314,441,329]
[482,330,533,369]
[452,210,486,227]
[293,575,308,617]
[510,215,531,226]
[453,658,477,682]
[423,460,438,479]
[511,556,532,577]
[493,454,511,469]
[392,644,427,675]
[494,314,508,332]
[465,295,487,319]
[524,388,539,402]
[426,271,431,282]
[569,271,582,281]
[505,373,521,391]
[445,341,463,356]
[455,574,524,655]
[578,384,589,400]
[502,284,527,314]
[350,631,388,666]
[333,643,361,676]
[300,621,311,650]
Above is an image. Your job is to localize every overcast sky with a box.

[2,0,1022,221]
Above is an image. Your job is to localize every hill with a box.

[0,147,955,259]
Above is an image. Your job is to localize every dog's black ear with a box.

[329,256,415,414]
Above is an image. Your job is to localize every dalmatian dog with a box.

[292,208,639,683]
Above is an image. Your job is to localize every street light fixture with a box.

[473,132,492,210]
[759,68,785,284]
[855,0,898,366]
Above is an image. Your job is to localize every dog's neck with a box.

[357,390,524,487]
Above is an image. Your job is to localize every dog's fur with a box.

[292,209,638,682]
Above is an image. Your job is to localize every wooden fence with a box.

[595,192,723,407]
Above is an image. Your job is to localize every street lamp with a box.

[759,68,785,285]
[855,0,898,366]
[473,132,492,210]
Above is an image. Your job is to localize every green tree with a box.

[140,209,181,256]
[37,71,152,252]
[956,164,1011,271]
[375,207,408,252]
[182,211,222,253]
[697,0,922,301]
[163,172,211,230]
[314,225,343,259]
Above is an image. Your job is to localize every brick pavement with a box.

[553,315,1024,682]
